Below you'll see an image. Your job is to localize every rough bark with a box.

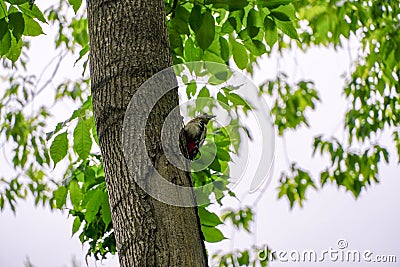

[86,0,208,266]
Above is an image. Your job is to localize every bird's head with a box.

[195,113,216,124]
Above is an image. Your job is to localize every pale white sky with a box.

[0,1,399,267]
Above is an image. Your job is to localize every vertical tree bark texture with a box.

[86,0,208,266]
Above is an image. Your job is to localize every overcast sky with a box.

[0,1,399,267]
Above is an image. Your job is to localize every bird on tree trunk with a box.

[182,114,215,160]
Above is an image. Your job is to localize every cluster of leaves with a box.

[192,128,232,203]
[258,74,321,208]
[199,206,226,243]
[0,2,98,256]
[46,96,114,259]
[0,0,45,62]
[179,64,253,245]
[192,127,235,243]
[45,0,89,71]
[211,207,274,266]
[165,0,299,71]
[313,137,389,197]
[260,73,320,135]
[48,96,95,166]
[252,0,399,208]
[165,0,323,211]
[0,0,89,213]
[344,55,399,145]
[222,206,253,232]
[0,72,52,211]
[277,163,316,208]
[52,156,115,260]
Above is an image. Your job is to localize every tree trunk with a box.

[86,0,208,266]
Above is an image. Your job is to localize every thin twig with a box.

[33,50,68,99]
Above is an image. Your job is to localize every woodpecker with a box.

[182,113,215,160]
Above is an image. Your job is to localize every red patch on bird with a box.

[187,139,196,155]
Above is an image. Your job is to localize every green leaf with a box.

[209,157,222,172]
[217,92,229,106]
[68,0,82,14]
[195,86,210,111]
[101,191,112,227]
[23,15,43,36]
[74,44,89,64]
[247,9,260,27]
[6,34,22,62]
[168,28,182,51]
[73,119,92,160]
[250,26,261,38]
[46,121,68,140]
[69,180,83,208]
[221,19,234,34]
[196,10,215,50]
[227,92,250,108]
[18,3,46,23]
[50,132,68,166]
[53,186,68,209]
[238,28,250,41]
[205,0,227,8]
[228,16,238,31]
[70,95,92,120]
[198,206,223,226]
[229,37,247,69]
[257,0,292,8]
[72,216,81,236]
[219,36,230,62]
[201,225,226,243]
[0,29,11,56]
[189,4,202,32]
[229,0,248,11]
[8,11,24,40]
[237,251,250,265]
[186,81,197,99]
[184,38,201,61]
[272,3,297,20]
[6,0,28,4]
[8,5,18,14]
[264,17,277,47]
[85,189,102,223]
[271,11,290,21]
[275,20,299,40]
[175,5,190,21]
[0,17,7,38]
[244,39,266,56]
[0,1,6,19]
[217,147,230,161]
[172,17,190,34]
[198,86,210,98]
[203,49,225,64]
